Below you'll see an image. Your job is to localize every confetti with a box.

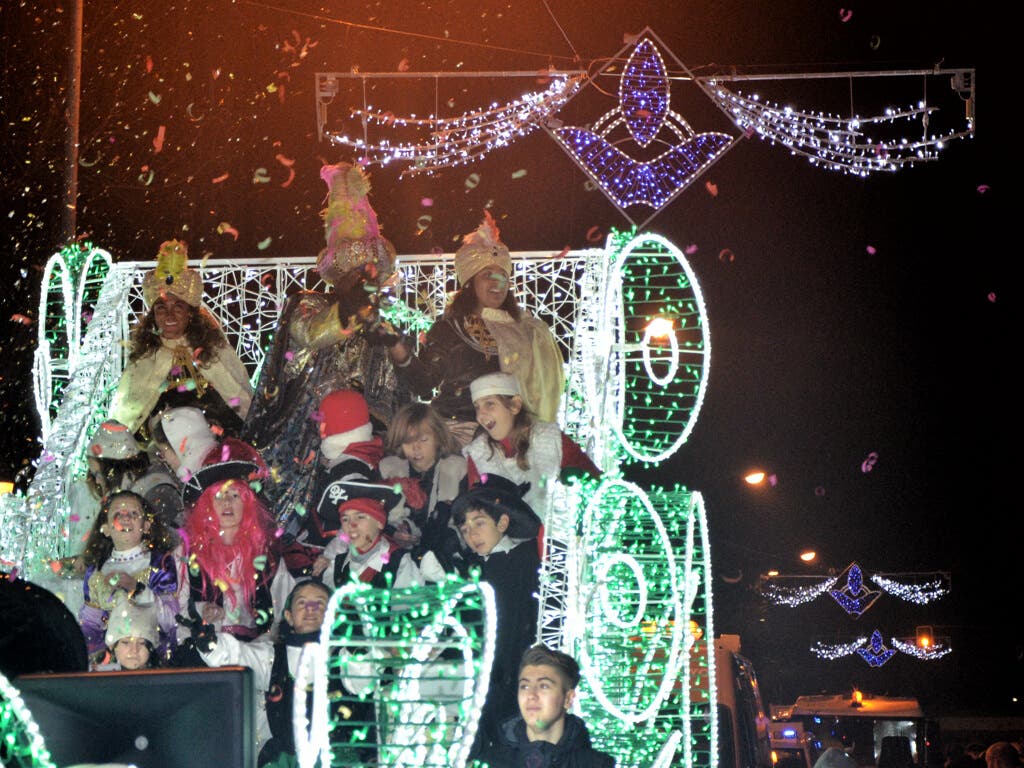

[420,197,433,207]
[684,244,698,255]
[870,35,882,50]
[284,351,294,361]
[987,292,996,303]
[718,248,735,262]
[152,125,166,153]
[839,8,853,22]
[257,236,273,250]
[464,172,481,190]
[253,555,268,571]
[861,451,879,472]
[397,58,411,72]
[866,245,877,254]
[217,221,239,240]
[138,168,155,186]
[9,313,33,325]
[252,167,270,184]
[585,226,604,244]
[416,214,432,233]
[511,168,528,179]
[275,154,296,187]
[148,91,162,105]
[705,181,718,197]
[583,179,597,192]
[549,246,570,260]
[212,172,230,184]
[814,486,826,497]
[976,184,990,194]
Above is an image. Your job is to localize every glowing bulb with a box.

[799,551,816,562]
[645,316,674,339]
[744,471,766,485]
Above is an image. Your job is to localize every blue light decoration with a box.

[548,32,735,230]
[828,563,882,618]
[856,631,898,667]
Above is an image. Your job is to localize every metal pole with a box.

[61,0,83,245]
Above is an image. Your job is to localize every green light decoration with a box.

[294,577,496,768]
[571,480,716,768]
[583,229,710,467]
[0,671,59,768]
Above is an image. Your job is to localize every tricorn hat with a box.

[181,436,267,507]
[451,473,540,539]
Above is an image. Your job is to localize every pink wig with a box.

[184,479,273,609]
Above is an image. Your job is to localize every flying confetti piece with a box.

[705,181,718,197]
[814,485,826,497]
[148,91,162,105]
[152,125,166,153]
[585,226,604,244]
[987,292,996,302]
[416,214,432,233]
[275,154,296,187]
[839,8,853,21]
[252,168,270,184]
[465,173,481,190]
[684,243,698,255]
[186,102,204,122]
[869,35,882,50]
[583,180,597,192]
[9,314,33,325]
[861,451,879,472]
[866,245,877,254]
[549,246,570,260]
[253,555,268,571]
[212,172,229,184]
[257,236,273,250]
[295,504,308,517]
[145,55,154,73]
[718,248,735,262]
[511,169,528,179]
[138,168,155,186]
[767,474,778,486]
[284,351,294,361]
[397,58,411,72]
[217,221,239,240]
[977,184,990,194]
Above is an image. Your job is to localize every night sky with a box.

[0,1,1011,715]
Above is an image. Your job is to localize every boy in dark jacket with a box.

[474,644,615,767]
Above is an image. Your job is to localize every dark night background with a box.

[1,1,1013,717]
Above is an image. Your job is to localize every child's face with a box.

[113,637,151,670]
[103,496,148,551]
[469,266,509,312]
[474,394,521,442]
[341,507,384,552]
[518,663,574,739]
[402,426,439,473]
[212,481,245,535]
[458,508,508,556]
[285,584,329,635]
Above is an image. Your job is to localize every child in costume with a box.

[242,163,409,539]
[387,211,565,446]
[94,595,162,670]
[473,644,615,766]
[463,372,601,522]
[315,485,421,591]
[380,401,467,560]
[425,474,543,751]
[175,440,292,647]
[108,239,252,441]
[78,490,179,665]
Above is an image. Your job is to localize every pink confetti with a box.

[217,222,239,240]
[718,248,735,262]
[420,197,433,207]
[814,486,826,497]
[69,514,81,522]
[977,184,990,194]
[987,292,997,303]
[397,58,411,72]
[549,246,570,260]
[284,351,294,361]
[9,314,33,325]
[684,244,698,255]
[229,397,241,407]
[585,226,604,244]
[866,245,877,254]
[212,172,230,184]
[221,445,231,462]
[705,181,718,197]
[152,125,166,153]
[861,452,879,473]
[839,8,853,22]
[767,474,778,487]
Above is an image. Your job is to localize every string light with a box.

[325,75,585,176]
[810,631,951,666]
[0,670,59,768]
[870,572,950,604]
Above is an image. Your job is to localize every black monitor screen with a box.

[14,666,256,768]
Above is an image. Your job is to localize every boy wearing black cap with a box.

[424,474,543,752]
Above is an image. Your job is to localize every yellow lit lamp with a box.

[850,689,864,708]
[0,481,13,496]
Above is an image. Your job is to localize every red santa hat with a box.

[319,390,373,458]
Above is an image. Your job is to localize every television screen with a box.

[14,666,256,768]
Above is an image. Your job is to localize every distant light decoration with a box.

[744,471,767,485]
[295,577,496,768]
[800,551,816,563]
[891,636,952,661]
[829,563,883,617]
[0,670,58,768]
[811,630,950,666]
[602,230,711,465]
[323,73,586,177]
[764,562,949,614]
[870,572,951,604]
[761,575,840,607]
